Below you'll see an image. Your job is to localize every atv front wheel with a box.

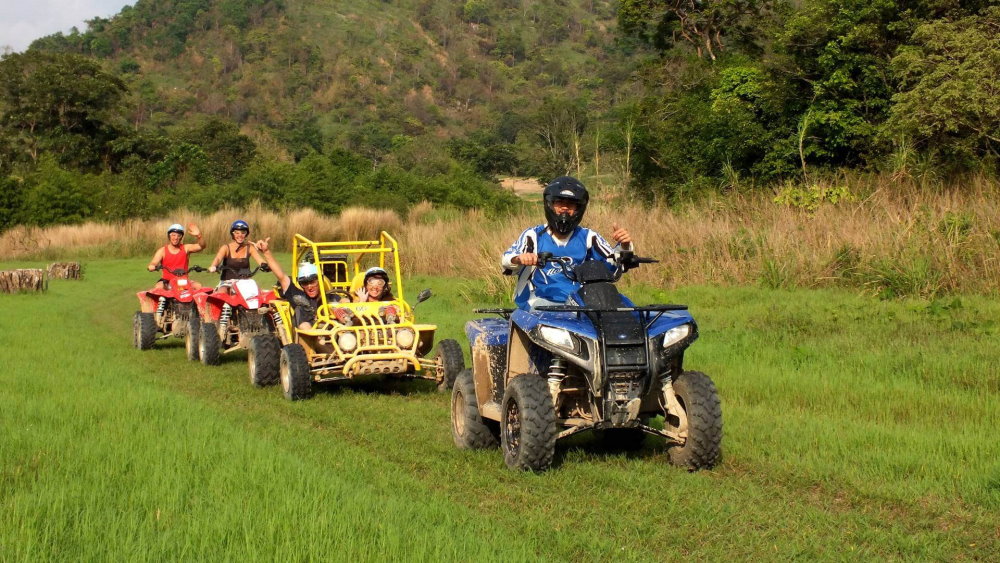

[280,344,312,400]
[185,315,201,361]
[248,334,280,387]
[199,322,221,366]
[434,338,464,392]
[451,369,499,449]
[133,312,156,350]
[500,375,557,471]
[665,371,722,471]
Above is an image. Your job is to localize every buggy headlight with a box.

[662,324,691,348]
[539,326,576,352]
[337,332,357,352]
[395,328,415,348]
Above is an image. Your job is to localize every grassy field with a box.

[1,257,998,560]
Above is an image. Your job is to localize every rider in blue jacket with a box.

[502,176,633,309]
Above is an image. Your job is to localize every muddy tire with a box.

[280,344,312,400]
[199,322,221,366]
[500,375,557,471]
[185,315,201,361]
[434,338,464,392]
[133,312,156,350]
[451,369,499,449]
[665,371,722,471]
[248,334,280,387]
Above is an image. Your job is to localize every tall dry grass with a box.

[4,176,1000,298]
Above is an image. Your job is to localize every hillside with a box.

[31,0,640,166]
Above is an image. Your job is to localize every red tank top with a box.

[161,244,189,282]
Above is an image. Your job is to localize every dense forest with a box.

[1,0,998,231]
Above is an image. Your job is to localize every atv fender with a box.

[136,291,157,313]
[505,324,540,390]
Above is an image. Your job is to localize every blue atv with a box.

[451,251,722,471]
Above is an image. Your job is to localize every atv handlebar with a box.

[216,263,270,277]
[535,250,657,282]
[153,264,206,275]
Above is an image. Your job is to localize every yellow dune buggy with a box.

[247,232,464,400]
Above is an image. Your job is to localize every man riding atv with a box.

[502,176,632,308]
[255,238,346,329]
[453,176,722,472]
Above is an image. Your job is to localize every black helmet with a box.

[230,219,249,238]
[363,267,390,288]
[543,176,589,235]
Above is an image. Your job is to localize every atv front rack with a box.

[536,304,688,328]
[475,305,689,326]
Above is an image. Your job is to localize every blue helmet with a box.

[230,220,250,238]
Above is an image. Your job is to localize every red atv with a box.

[133,266,211,350]
[187,265,282,367]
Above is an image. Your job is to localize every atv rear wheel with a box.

[248,334,280,387]
[199,322,221,366]
[451,369,499,449]
[665,371,722,471]
[434,338,464,392]
[133,312,156,350]
[280,344,312,400]
[185,315,201,361]
[500,375,557,471]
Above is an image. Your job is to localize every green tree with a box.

[20,156,95,226]
[0,51,127,171]
[0,176,23,231]
[885,7,1000,166]
[618,0,783,59]
[177,118,257,181]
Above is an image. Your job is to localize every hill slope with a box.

[33,0,641,165]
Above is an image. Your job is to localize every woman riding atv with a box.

[354,267,395,302]
[147,223,206,290]
[501,176,632,309]
[207,220,267,281]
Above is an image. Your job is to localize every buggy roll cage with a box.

[290,231,407,317]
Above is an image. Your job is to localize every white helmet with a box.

[167,223,185,236]
[297,262,319,283]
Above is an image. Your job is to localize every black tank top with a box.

[220,244,251,280]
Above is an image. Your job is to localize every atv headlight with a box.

[539,325,577,353]
[395,328,415,348]
[662,324,691,348]
[337,332,357,352]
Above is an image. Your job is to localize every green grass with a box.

[1,258,997,559]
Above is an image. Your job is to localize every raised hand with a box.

[610,223,632,246]
[187,223,201,238]
[255,237,272,253]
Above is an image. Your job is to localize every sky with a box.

[1,0,133,53]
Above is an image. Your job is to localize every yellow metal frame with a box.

[275,232,440,380]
